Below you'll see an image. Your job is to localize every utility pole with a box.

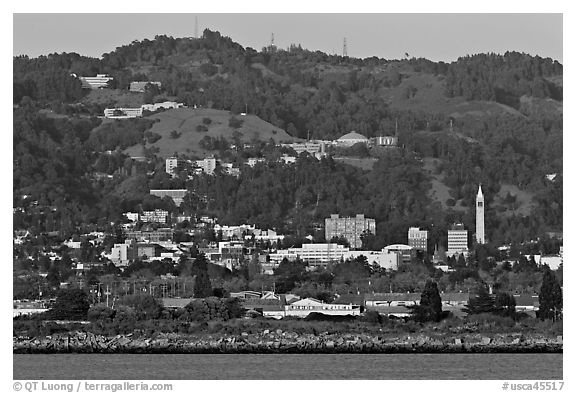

[343,37,348,57]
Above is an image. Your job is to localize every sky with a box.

[13,13,563,63]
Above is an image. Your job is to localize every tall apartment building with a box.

[408,227,428,251]
[325,214,376,249]
[447,223,468,258]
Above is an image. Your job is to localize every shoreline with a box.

[14,331,563,354]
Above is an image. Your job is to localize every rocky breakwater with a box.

[14,330,562,354]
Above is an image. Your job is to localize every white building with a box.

[79,74,113,89]
[286,243,350,268]
[447,224,468,258]
[125,212,139,222]
[383,244,413,263]
[408,227,428,251]
[141,101,185,112]
[283,298,361,318]
[344,250,400,270]
[373,136,398,147]
[281,141,328,157]
[110,241,131,266]
[195,158,217,175]
[166,158,179,176]
[336,131,369,147]
[140,209,169,224]
[279,154,297,164]
[325,214,376,249]
[246,158,266,167]
[251,229,285,244]
[103,107,143,118]
[214,224,255,240]
[476,185,486,244]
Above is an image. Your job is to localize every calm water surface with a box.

[14,353,562,380]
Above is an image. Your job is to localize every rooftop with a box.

[338,131,368,141]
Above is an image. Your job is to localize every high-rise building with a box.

[447,223,468,258]
[476,184,486,244]
[325,214,376,249]
[408,227,428,251]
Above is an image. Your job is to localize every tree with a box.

[465,284,495,315]
[50,288,90,320]
[537,267,562,321]
[494,292,516,318]
[118,294,163,319]
[412,280,443,322]
[191,253,213,298]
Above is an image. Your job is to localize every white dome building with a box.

[336,131,369,147]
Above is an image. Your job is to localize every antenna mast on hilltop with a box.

[343,37,348,57]
[195,16,199,39]
[270,33,276,48]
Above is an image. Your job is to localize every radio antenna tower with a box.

[195,16,199,39]
[343,37,348,57]
[270,33,275,48]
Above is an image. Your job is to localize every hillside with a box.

[13,31,563,245]
[377,72,524,118]
[124,108,301,158]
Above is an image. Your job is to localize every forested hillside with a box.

[13,29,562,247]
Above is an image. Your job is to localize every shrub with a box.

[202,117,212,125]
[170,130,182,139]
[87,304,116,322]
[361,310,382,324]
[49,288,90,320]
[144,131,162,143]
[467,313,516,329]
[117,294,163,320]
[228,116,243,129]
[196,124,208,132]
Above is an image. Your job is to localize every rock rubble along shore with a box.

[13,331,563,354]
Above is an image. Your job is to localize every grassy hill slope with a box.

[124,108,301,158]
[378,72,524,118]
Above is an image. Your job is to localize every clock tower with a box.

[476,185,485,244]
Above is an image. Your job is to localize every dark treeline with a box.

[13,30,562,140]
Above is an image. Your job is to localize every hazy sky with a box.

[13,13,563,63]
